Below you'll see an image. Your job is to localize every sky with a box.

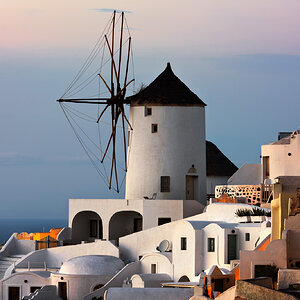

[0,0,300,218]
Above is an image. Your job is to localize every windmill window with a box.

[160,176,170,192]
[245,233,250,241]
[208,238,215,252]
[181,237,187,250]
[152,123,158,133]
[145,107,152,116]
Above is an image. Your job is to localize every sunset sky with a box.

[1,1,300,218]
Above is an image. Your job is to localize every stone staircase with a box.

[0,255,24,279]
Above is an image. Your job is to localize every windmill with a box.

[57,11,134,193]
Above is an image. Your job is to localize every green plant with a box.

[265,210,271,217]
[235,208,252,217]
[235,207,271,217]
[251,207,265,216]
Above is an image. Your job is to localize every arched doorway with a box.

[109,211,143,242]
[72,211,103,243]
[178,275,190,282]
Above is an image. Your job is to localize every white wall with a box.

[227,164,262,185]
[125,106,207,205]
[84,262,141,300]
[14,241,118,270]
[207,176,229,195]
[142,199,183,229]
[261,131,300,181]
[172,222,199,281]
[131,274,172,288]
[0,235,35,259]
[23,285,61,300]
[1,271,116,300]
[69,198,199,242]
[1,272,49,300]
[236,224,267,253]
[51,273,111,300]
[202,223,227,270]
[69,199,143,240]
[140,253,173,277]
[105,287,194,300]
[119,220,178,263]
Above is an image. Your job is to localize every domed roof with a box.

[127,63,206,106]
[59,255,124,276]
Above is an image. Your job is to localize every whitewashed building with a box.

[125,63,207,203]
[0,64,241,300]
[215,129,300,204]
[261,129,300,182]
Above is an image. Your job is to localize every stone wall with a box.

[215,185,271,205]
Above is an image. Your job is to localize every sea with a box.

[0,219,68,245]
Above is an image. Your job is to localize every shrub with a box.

[235,208,252,217]
[251,207,265,216]
[235,207,271,217]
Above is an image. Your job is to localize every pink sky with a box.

[1,0,300,56]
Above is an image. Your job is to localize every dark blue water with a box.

[0,219,68,244]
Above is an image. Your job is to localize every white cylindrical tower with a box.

[125,63,207,205]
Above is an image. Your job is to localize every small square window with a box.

[160,176,170,192]
[208,238,215,252]
[152,123,158,133]
[145,107,152,116]
[181,237,187,250]
[245,233,250,241]
[151,264,156,274]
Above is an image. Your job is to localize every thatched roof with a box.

[127,63,206,106]
[206,141,238,177]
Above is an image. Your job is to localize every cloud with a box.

[91,8,133,14]
[0,153,89,166]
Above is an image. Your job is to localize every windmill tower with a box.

[125,63,207,205]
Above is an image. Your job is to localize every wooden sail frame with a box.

[58,11,134,192]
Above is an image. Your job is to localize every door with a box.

[227,234,237,264]
[214,279,224,293]
[58,282,67,300]
[8,287,20,300]
[186,175,195,200]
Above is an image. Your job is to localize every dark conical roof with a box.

[127,63,206,106]
[206,141,238,176]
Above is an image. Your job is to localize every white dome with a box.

[59,255,124,275]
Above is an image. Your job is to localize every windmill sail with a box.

[58,11,135,193]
